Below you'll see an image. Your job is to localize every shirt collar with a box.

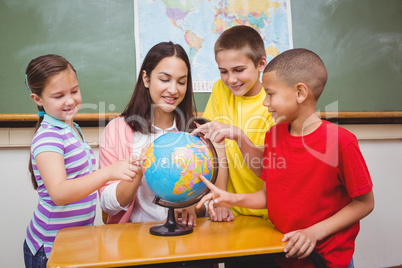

[42,114,80,130]
[151,119,178,133]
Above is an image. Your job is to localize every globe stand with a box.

[149,207,193,236]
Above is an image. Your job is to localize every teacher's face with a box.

[142,56,188,115]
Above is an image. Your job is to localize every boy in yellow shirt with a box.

[196,25,275,221]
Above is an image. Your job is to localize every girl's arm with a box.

[115,174,143,207]
[282,191,375,259]
[113,145,149,207]
[36,152,138,206]
[98,117,143,208]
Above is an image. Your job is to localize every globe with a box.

[143,131,218,236]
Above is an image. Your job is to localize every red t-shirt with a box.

[261,121,373,268]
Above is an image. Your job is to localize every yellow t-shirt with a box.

[203,80,275,220]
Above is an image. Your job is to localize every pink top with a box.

[98,116,135,224]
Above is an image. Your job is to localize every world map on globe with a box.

[136,0,292,92]
[143,132,215,204]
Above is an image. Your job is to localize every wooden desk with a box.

[47,216,286,268]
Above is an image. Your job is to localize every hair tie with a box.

[38,111,46,117]
[25,74,32,93]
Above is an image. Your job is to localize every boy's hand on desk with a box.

[192,121,243,143]
[175,204,197,227]
[282,227,317,259]
[209,206,235,222]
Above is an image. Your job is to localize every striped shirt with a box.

[25,115,97,258]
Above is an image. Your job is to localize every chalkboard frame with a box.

[1,112,402,127]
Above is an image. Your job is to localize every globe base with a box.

[149,208,193,236]
[150,223,193,236]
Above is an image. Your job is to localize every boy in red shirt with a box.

[196,48,374,267]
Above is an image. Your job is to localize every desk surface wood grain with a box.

[47,216,285,268]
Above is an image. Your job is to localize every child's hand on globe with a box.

[192,121,244,144]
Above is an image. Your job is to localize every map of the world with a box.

[135,0,292,92]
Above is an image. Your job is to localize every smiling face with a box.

[142,56,188,116]
[262,71,298,124]
[216,49,266,97]
[30,67,81,126]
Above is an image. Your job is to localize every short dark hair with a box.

[264,48,328,100]
[214,25,266,67]
[121,41,197,133]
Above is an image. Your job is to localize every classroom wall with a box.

[0,125,401,267]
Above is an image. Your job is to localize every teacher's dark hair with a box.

[121,41,197,133]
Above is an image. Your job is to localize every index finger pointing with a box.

[199,175,218,191]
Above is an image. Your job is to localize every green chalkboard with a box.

[0,0,401,115]
[291,0,402,112]
[0,0,136,114]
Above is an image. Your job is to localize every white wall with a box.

[0,126,401,268]
[354,140,402,267]
[0,147,104,268]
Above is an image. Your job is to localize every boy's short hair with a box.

[264,48,328,100]
[214,25,266,67]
